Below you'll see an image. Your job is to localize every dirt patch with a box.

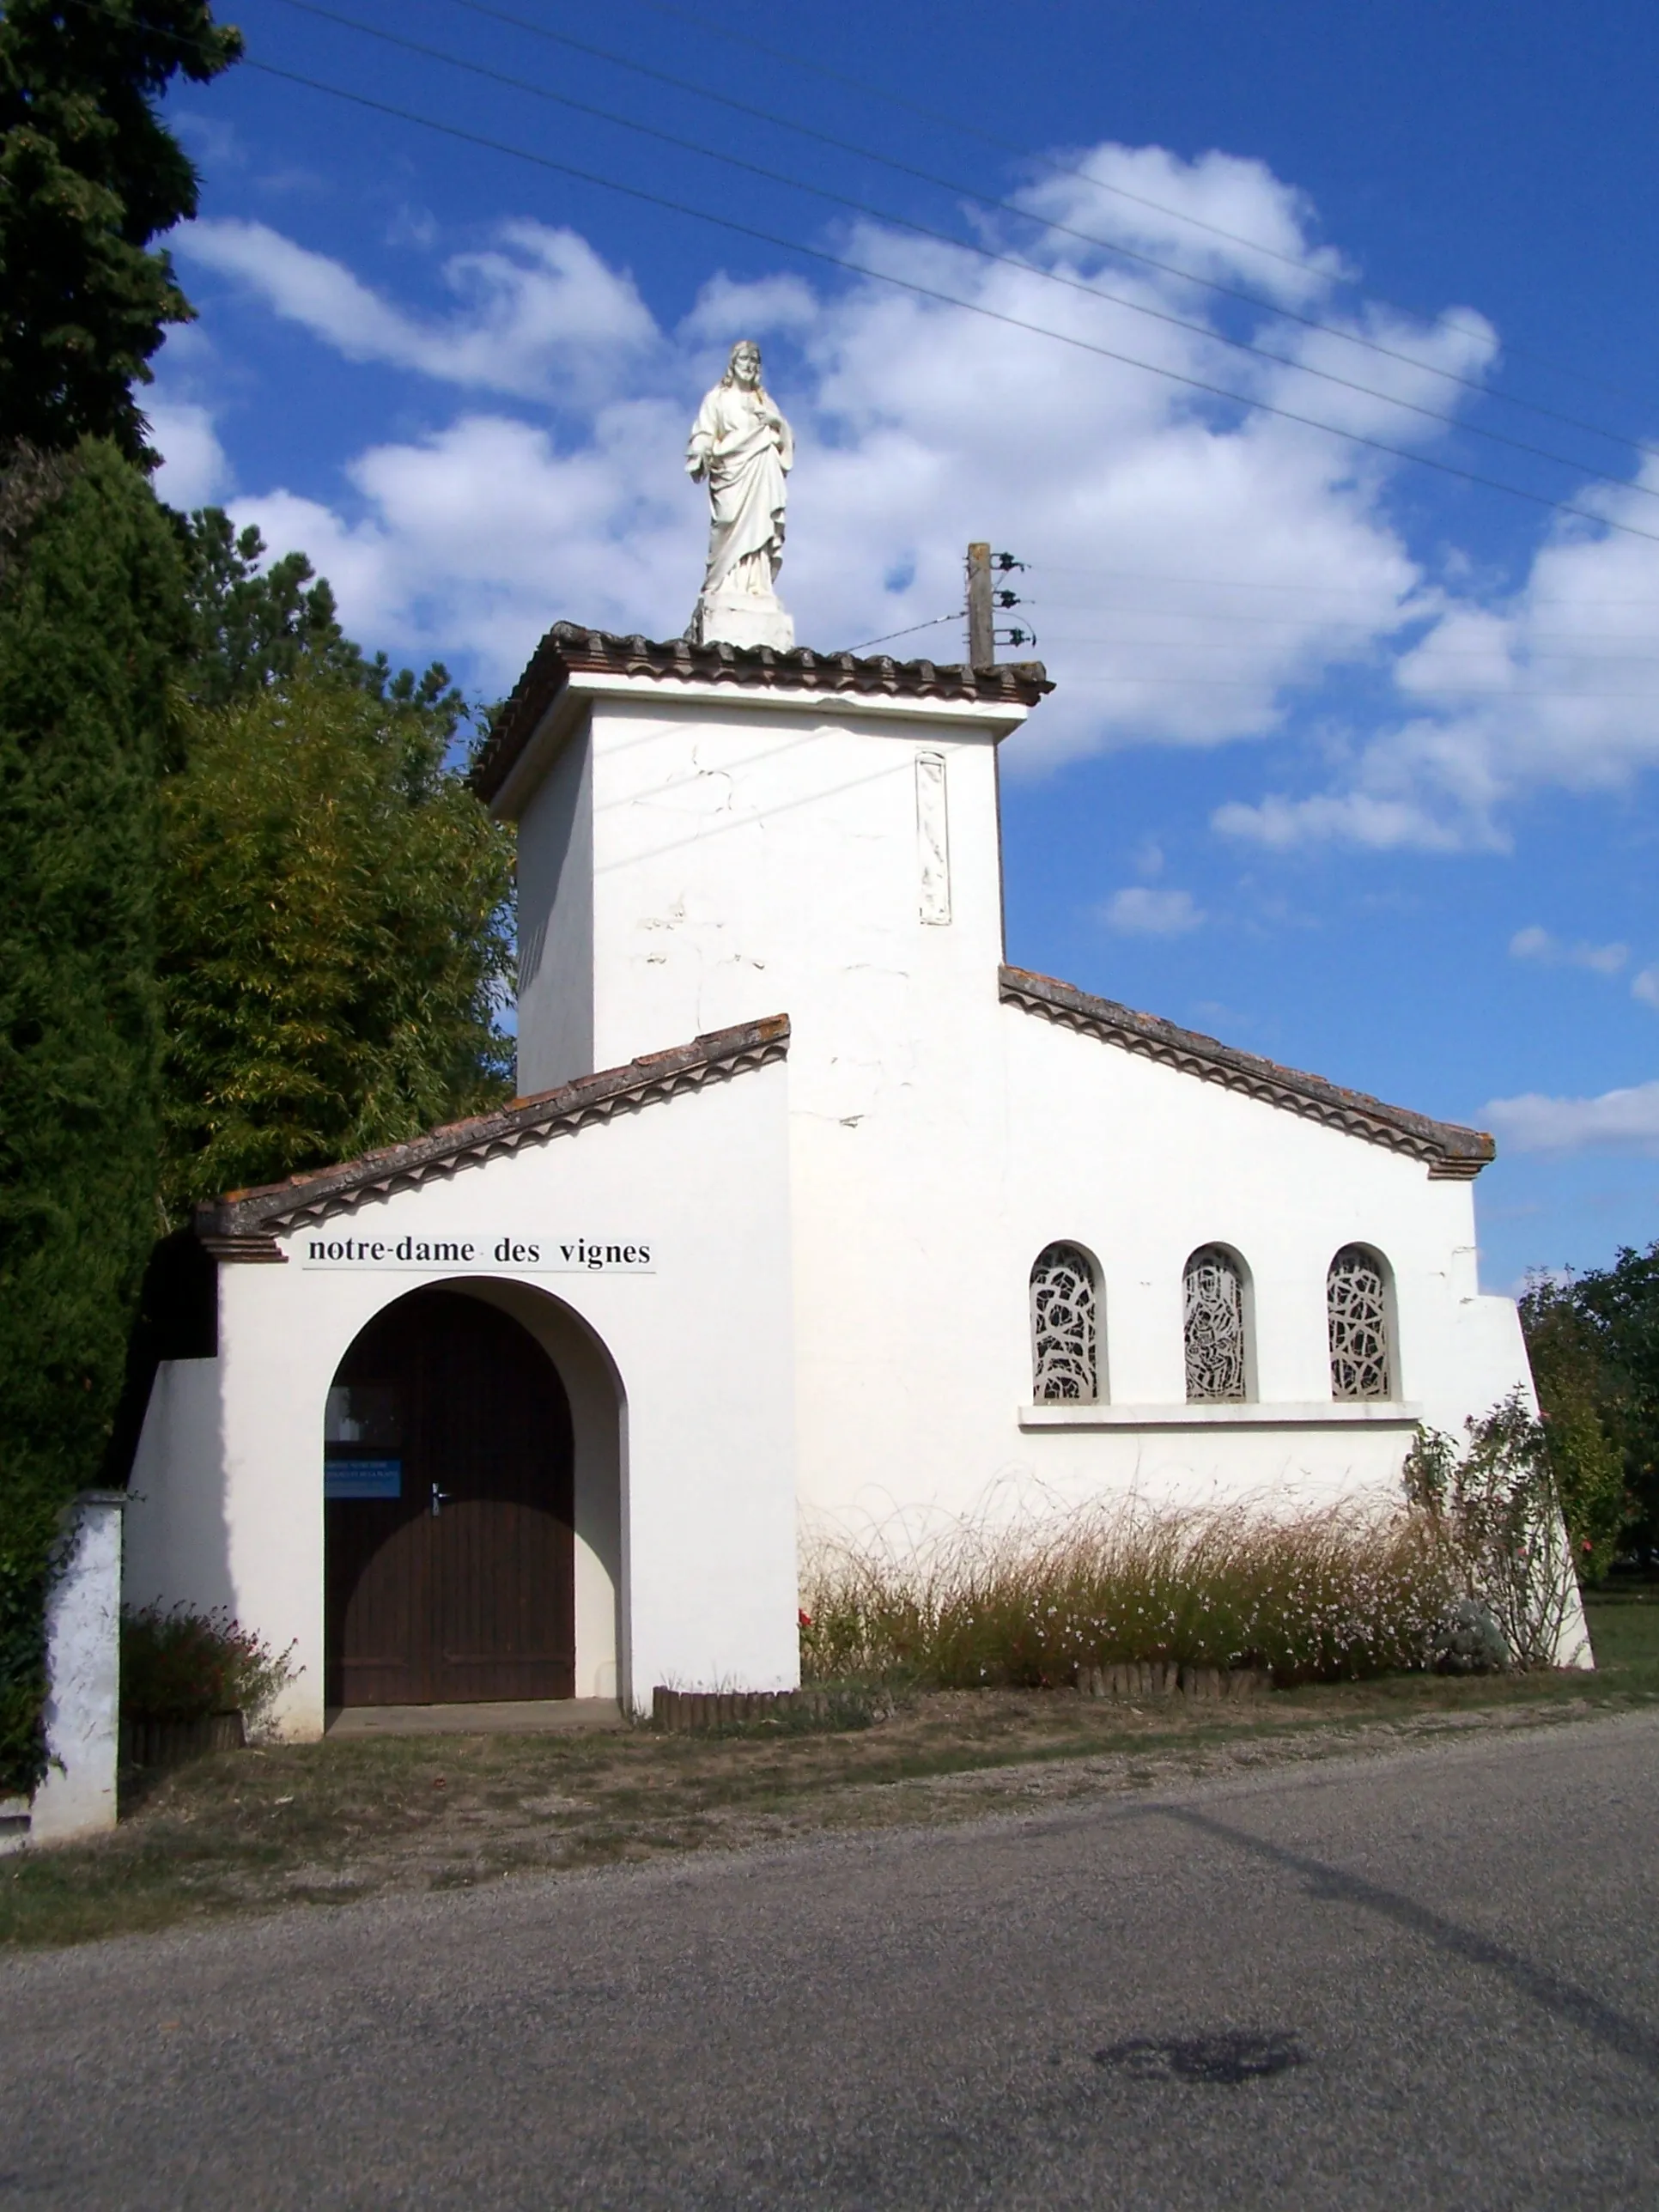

[3,1662,1653,1950]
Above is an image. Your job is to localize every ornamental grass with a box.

[799,1503,1460,1689]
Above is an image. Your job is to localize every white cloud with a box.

[1101,884,1205,934]
[1508,925,1629,975]
[1011,143,1350,307]
[178,217,656,401]
[147,399,232,507]
[1508,925,1553,961]
[1481,1080,1659,1155]
[229,404,697,678]
[1219,454,1659,849]
[681,273,819,343]
[1214,787,1477,854]
[1633,965,1659,1011]
[181,131,1659,854]
[198,144,1476,712]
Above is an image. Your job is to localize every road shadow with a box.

[1161,1802,1659,2081]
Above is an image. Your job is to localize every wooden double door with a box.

[324,1289,575,1706]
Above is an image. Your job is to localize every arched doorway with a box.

[324,1287,575,1706]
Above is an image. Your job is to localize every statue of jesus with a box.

[685,339,795,650]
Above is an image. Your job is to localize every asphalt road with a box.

[4,1713,1658,2209]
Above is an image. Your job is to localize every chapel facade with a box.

[126,621,1544,1733]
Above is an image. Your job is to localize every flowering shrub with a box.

[120,1604,296,1725]
[1403,1390,1578,1669]
[799,1501,1462,1690]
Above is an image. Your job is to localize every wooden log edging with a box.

[651,1687,859,1732]
[119,1711,246,1771]
[1077,1663,1272,1701]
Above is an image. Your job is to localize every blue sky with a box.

[150,0,1659,1291]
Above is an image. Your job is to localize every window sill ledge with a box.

[1019,1401,1424,1431]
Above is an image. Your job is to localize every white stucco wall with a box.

[501,669,1535,1553]
[127,1056,797,1732]
[131,653,1567,1715]
[781,1003,1531,1546]
[515,721,593,1097]
[575,692,1012,1087]
[26,1493,125,1845]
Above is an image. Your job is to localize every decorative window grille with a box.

[1328,1246,1392,1400]
[1030,1243,1098,1402]
[1183,1247,1247,1401]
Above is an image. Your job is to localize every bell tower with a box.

[472,627,1049,1105]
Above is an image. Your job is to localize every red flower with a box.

[798,1608,813,1630]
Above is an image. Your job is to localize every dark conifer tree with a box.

[0,0,242,461]
[0,0,240,1789]
[0,444,187,1789]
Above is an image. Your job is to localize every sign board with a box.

[298,1235,654,1273]
[325,1458,403,1501]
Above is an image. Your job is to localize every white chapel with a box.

[126,349,1538,1735]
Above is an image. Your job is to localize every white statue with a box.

[685,338,795,651]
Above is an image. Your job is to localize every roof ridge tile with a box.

[999,965,1492,1177]
[198,1014,791,1255]
[471,622,1051,801]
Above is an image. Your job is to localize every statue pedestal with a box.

[693,587,795,653]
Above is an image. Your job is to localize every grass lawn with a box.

[1580,1589,1659,1682]
[3,1601,1655,1953]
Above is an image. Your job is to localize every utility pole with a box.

[966,542,994,668]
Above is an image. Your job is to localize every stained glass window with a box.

[1183,1247,1247,1401]
[1030,1243,1099,1402]
[1328,1246,1392,1400]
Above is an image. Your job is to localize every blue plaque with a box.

[325,1457,402,1501]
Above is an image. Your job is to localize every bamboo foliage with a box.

[157,674,514,1214]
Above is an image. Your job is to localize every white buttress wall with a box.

[515,722,594,1097]
[23,1494,125,1845]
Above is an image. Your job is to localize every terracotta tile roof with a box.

[196,1016,790,1260]
[1000,966,1494,1179]
[471,622,1053,804]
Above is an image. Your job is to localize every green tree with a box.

[1519,1272,1632,1583]
[174,508,459,712]
[0,0,241,461]
[176,508,353,707]
[0,440,188,1791]
[158,671,514,1215]
[1568,1243,1659,1564]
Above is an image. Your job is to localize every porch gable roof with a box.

[196,1015,790,1259]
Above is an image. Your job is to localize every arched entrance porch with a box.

[324,1285,583,1706]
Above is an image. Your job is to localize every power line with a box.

[238,58,1659,550]
[1057,672,1659,698]
[1035,562,1659,605]
[841,612,964,653]
[1031,605,1659,643]
[598,0,1659,421]
[420,0,1659,471]
[1019,634,1659,664]
[265,0,1659,505]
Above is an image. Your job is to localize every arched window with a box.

[1328,1246,1393,1400]
[1030,1243,1099,1402]
[1183,1246,1248,1401]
